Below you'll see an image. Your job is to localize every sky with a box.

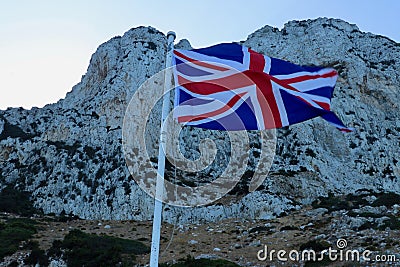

[1,0,399,110]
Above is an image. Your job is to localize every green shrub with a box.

[48,229,149,267]
[160,256,240,267]
[0,185,41,216]
[371,192,400,207]
[312,193,349,212]
[299,240,330,252]
[378,216,400,230]
[24,241,49,266]
[312,193,371,212]
[0,119,33,141]
[0,218,37,260]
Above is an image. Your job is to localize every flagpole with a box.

[149,31,176,267]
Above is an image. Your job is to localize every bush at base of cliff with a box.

[160,256,240,267]
[0,218,37,260]
[0,185,41,216]
[48,229,149,267]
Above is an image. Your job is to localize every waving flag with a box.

[172,43,352,132]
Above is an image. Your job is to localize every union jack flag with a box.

[172,43,352,132]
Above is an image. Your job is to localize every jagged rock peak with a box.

[249,18,360,39]
[175,39,192,50]
[285,17,360,32]
[59,26,167,110]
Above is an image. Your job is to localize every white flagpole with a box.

[150,31,176,267]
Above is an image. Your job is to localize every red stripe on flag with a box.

[280,70,337,84]
[174,50,230,71]
[314,101,330,110]
[177,73,254,95]
[249,49,265,72]
[268,75,300,92]
[178,92,247,123]
[244,70,282,128]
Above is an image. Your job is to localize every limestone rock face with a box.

[0,18,399,223]
[244,18,400,202]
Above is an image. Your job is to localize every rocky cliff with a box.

[0,18,399,223]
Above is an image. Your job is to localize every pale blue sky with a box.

[1,0,399,109]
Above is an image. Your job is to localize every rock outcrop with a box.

[0,18,399,223]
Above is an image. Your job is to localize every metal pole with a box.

[149,31,176,267]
